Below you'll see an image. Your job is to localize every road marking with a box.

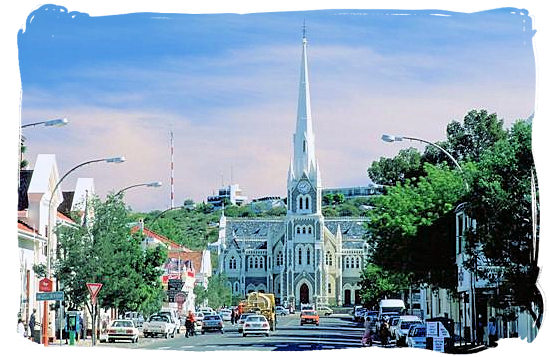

[298,344,312,348]
[275,344,288,347]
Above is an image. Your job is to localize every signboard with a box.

[426,322,438,337]
[36,291,64,301]
[175,293,185,304]
[86,283,103,304]
[39,278,53,292]
[433,337,445,352]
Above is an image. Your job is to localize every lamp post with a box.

[114,181,162,197]
[22,118,69,129]
[381,133,476,343]
[42,156,125,346]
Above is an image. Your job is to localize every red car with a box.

[300,310,319,326]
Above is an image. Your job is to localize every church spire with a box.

[291,26,318,180]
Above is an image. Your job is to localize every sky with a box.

[17,5,536,212]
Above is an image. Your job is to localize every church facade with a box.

[213,34,369,308]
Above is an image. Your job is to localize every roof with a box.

[167,251,204,273]
[131,225,191,251]
[57,211,76,224]
[18,221,39,235]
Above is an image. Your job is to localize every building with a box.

[207,184,248,208]
[213,33,369,308]
[321,184,384,199]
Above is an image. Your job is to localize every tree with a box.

[322,193,335,206]
[368,148,423,186]
[333,193,345,205]
[201,274,233,309]
[194,284,207,307]
[366,163,464,288]
[464,120,542,328]
[359,264,410,308]
[55,194,167,334]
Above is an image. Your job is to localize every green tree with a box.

[368,148,423,186]
[202,274,233,309]
[464,120,541,328]
[194,284,207,307]
[333,193,345,205]
[322,193,335,206]
[359,264,410,308]
[55,195,167,333]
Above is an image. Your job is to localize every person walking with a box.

[231,309,236,325]
[488,317,498,347]
[476,315,485,345]
[17,318,26,337]
[29,309,36,340]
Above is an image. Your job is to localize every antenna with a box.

[170,131,175,209]
[302,19,306,39]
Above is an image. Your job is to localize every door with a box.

[300,284,309,304]
[344,289,351,306]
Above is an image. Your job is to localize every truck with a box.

[240,292,277,331]
[378,299,406,316]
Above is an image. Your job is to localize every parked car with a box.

[238,313,255,333]
[354,307,366,322]
[198,307,214,314]
[159,308,181,334]
[300,310,320,326]
[406,325,427,349]
[219,309,232,321]
[202,314,224,334]
[317,305,333,316]
[388,316,401,339]
[394,315,423,346]
[123,311,144,327]
[242,314,270,337]
[275,306,290,315]
[106,319,139,343]
[142,314,176,338]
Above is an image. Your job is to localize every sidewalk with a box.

[451,343,488,354]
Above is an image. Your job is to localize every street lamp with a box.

[114,181,162,197]
[42,156,125,346]
[21,118,69,128]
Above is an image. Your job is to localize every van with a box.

[379,299,405,316]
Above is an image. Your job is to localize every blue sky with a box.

[18,5,535,212]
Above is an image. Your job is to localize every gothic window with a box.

[308,226,312,234]
[259,257,264,269]
[229,256,237,270]
[325,252,333,266]
[302,227,306,234]
[345,257,350,269]
[305,196,309,210]
[356,257,361,268]
[299,197,303,210]
[254,257,259,269]
[276,251,283,266]
[303,140,306,152]
[328,283,332,294]
[296,226,300,235]
[249,257,254,269]
[298,247,302,265]
[306,247,311,265]
[234,282,239,293]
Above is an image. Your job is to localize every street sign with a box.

[86,283,103,304]
[426,321,438,337]
[433,337,445,352]
[175,293,185,304]
[39,278,53,292]
[36,291,64,301]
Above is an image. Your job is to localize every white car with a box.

[143,314,176,338]
[219,309,232,321]
[394,316,423,346]
[159,308,181,334]
[107,319,139,343]
[316,305,333,316]
[275,306,289,315]
[199,307,214,314]
[242,314,270,337]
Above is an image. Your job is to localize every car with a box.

[237,313,255,333]
[242,314,270,337]
[354,307,366,322]
[376,312,400,332]
[301,303,314,311]
[406,325,427,349]
[202,314,224,334]
[198,307,214,314]
[142,314,176,339]
[106,319,139,343]
[219,309,232,321]
[364,310,379,321]
[394,315,423,346]
[388,316,401,338]
[300,310,320,326]
[275,306,289,315]
[159,308,181,334]
[316,305,333,316]
[123,311,144,327]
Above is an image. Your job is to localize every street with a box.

[97,314,368,351]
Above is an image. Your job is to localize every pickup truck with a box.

[142,314,176,338]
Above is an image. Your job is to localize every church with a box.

[213,32,369,308]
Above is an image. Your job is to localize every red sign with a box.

[86,283,103,304]
[187,271,195,278]
[39,278,53,292]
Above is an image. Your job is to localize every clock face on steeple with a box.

[297,181,310,194]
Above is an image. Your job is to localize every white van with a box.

[379,299,405,316]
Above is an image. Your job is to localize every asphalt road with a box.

[97,314,369,351]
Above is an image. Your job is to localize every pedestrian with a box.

[17,318,26,337]
[82,313,87,340]
[231,309,235,325]
[488,317,498,347]
[79,314,84,341]
[476,315,485,345]
[29,309,36,340]
[361,317,373,347]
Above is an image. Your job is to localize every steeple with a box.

[290,26,318,182]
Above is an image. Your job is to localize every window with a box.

[301,227,306,234]
[259,257,264,269]
[234,282,239,293]
[305,196,309,210]
[303,140,306,152]
[249,257,254,269]
[306,248,311,265]
[325,252,333,266]
[254,257,259,269]
[356,257,361,268]
[276,251,283,266]
[345,257,350,269]
[296,226,300,235]
[298,247,302,265]
[328,283,332,294]
[308,226,312,234]
[229,256,237,269]
[299,197,303,210]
